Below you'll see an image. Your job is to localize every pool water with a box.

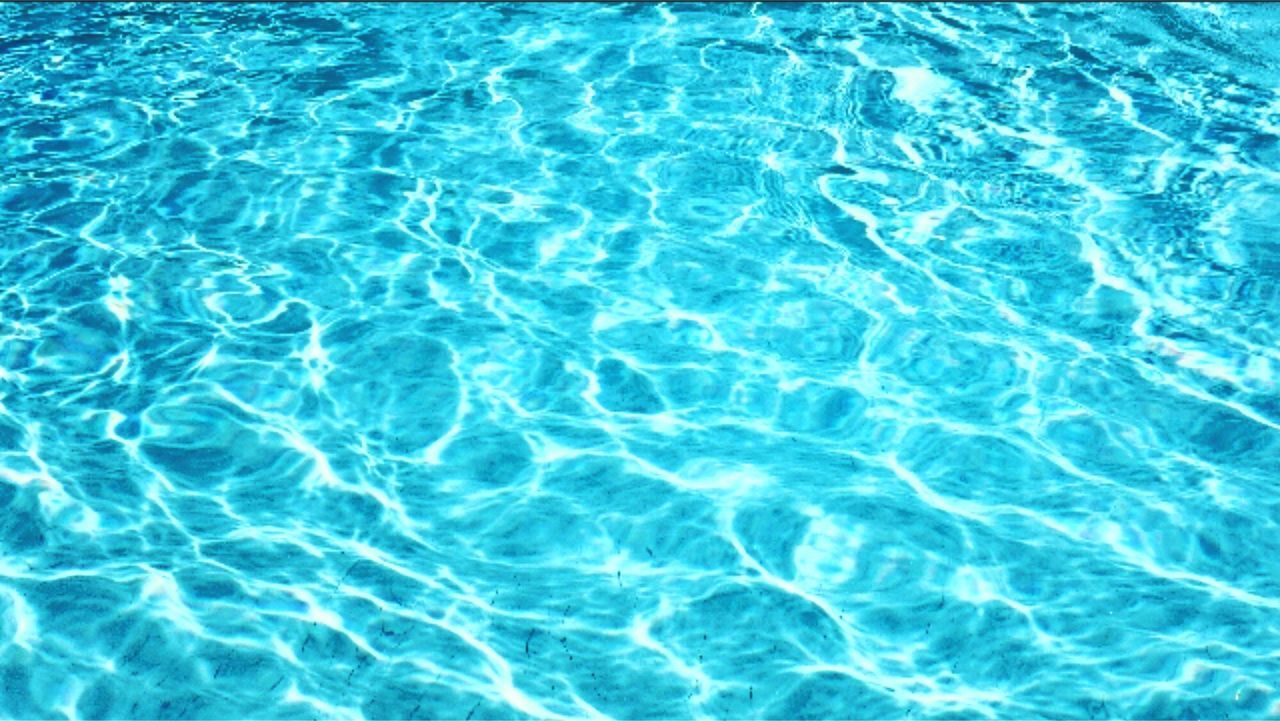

[2,3,1280,719]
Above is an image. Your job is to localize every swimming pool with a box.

[2,2,1279,718]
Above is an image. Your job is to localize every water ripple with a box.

[2,3,1279,719]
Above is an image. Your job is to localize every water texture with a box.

[2,2,1279,719]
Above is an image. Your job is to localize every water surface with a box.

[2,3,1280,719]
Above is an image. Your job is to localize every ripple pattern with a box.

[2,3,1280,719]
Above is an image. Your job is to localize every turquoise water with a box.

[2,2,1280,718]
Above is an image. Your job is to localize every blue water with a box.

[2,2,1280,719]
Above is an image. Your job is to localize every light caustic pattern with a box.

[2,3,1280,719]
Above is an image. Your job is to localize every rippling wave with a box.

[2,3,1279,719]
